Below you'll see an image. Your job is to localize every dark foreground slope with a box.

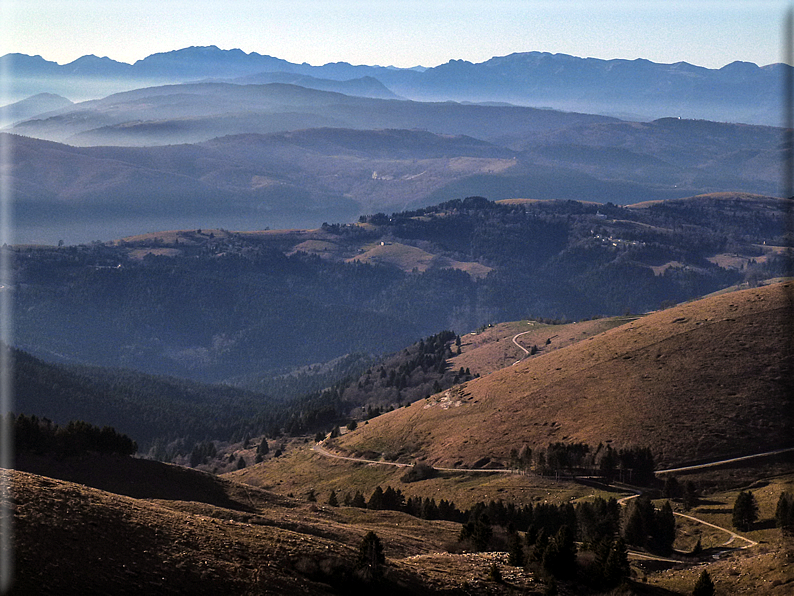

[7,463,514,595]
[334,281,794,468]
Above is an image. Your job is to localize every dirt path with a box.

[312,442,514,474]
[511,331,532,365]
[674,511,757,549]
[655,447,794,475]
[611,484,756,550]
[312,443,764,552]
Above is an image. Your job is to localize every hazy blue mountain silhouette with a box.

[2,46,788,124]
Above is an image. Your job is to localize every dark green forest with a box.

[14,195,786,384]
[11,328,470,456]
[11,194,790,456]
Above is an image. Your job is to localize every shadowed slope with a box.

[335,282,793,468]
[9,470,457,595]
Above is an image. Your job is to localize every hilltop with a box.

[332,281,793,468]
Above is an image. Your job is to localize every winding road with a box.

[312,442,514,474]
[511,331,532,365]
[312,441,766,553]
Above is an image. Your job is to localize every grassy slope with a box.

[448,317,635,378]
[226,440,627,511]
[9,464,472,595]
[334,282,793,468]
[648,474,794,595]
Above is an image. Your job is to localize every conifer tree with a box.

[732,490,758,531]
[327,489,338,507]
[257,436,269,455]
[653,501,676,554]
[367,486,385,510]
[683,481,699,511]
[603,537,630,588]
[358,531,385,581]
[542,525,577,579]
[692,569,715,596]
[775,492,794,532]
[507,532,525,567]
[623,504,646,547]
[351,491,366,508]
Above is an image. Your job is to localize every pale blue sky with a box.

[2,1,791,69]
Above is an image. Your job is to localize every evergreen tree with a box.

[542,525,577,579]
[351,491,366,508]
[599,445,617,483]
[663,476,682,499]
[603,537,630,589]
[692,569,715,596]
[525,523,538,546]
[358,531,385,581]
[421,497,439,520]
[775,492,794,532]
[327,489,338,507]
[624,495,657,549]
[257,437,269,455]
[236,455,246,469]
[691,538,702,555]
[507,532,525,567]
[683,481,699,511]
[459,513,492,552]
[623,504,647,547]
[532,529,549,562]
[653,501,677,554]
[368,486,385,510]
[732,490,758,531]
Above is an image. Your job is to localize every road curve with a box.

[511,331,532,365]
[674,511,758,549]
[312,442,762,551]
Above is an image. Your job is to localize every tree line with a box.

[6,413,137,457]
[510,441,656,485]
[316,483,684,590]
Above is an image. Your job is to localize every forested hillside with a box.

[12,194,789,383]
[11,326,472,457]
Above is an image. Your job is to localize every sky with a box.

[1,1,792,70]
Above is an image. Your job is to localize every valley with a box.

[7,276,793,594]
[3,43,793,595]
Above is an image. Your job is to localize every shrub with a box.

[400,462,437,483]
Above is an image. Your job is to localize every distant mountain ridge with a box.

[1,45,788,125]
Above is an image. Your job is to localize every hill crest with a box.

[334,282,793,468]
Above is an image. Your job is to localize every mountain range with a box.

[5,111,784,245]
[2,45,789,125]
